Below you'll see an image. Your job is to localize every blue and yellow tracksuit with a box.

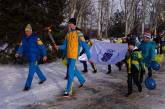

[138,41,156,77]
[126,48,144,94]
[17,33,47,88]
[59,29,91,94]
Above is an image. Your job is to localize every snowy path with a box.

[1,61,165,109]
[0,61,115,109]
[0,61,67,109]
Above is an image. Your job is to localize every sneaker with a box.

[23,87,30,91]
[78,83,85,89]
[63,92,70,97]
[39,79,46,84]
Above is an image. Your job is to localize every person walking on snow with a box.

[107,38,123,74]
[139,32,156,77]
[79,34,97,73]
[15,24,47,91]
[125,41,143,97]
[54,18,91,97]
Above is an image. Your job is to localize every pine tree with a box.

[0,0,66,64]
[0,0,66,34]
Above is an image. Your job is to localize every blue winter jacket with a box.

[138,41,156,66]
[17,33,47,62]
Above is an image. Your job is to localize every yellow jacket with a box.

[59,30,91,59]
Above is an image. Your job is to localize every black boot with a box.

[93,69,97,73]
[125,87,132,97]
[23,87,30,91]
[148,67,152,77]
[91,63,97,73]
[138,85,142,92]
[82,69,88,73]
[106,71,111,74]
[39,79,46,84]
[126,74,132,97]
[116,62,122,71]
[107,65,111,74]
[78,84,84,89]
[82,61,88,73]
[125,92,132,97]
[119,66,122,71]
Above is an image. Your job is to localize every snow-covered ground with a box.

[0,61,165,109]
[0,61,68,109]
[0,60,107,109]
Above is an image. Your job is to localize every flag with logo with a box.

[89,41,128,65]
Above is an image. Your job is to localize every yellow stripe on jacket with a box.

[37,38,43,45]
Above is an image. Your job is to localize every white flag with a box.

[90,41,128,65]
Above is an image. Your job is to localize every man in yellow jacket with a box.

[55,18,91,97]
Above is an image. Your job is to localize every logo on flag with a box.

[101,49,115,62]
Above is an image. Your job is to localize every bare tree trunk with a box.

[70,8,76,18]
[125,21,128,37]
[141,0,147,35]
[124,0,138,36]
[97,0,113,39]
[105,0,110,38]
[97,0,102,39]
[154,0,160,35]
[68,0,78,18]
[124,0,129,37]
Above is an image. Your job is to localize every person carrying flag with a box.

[79,34,97,73]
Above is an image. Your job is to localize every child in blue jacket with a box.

[139,32,156,77]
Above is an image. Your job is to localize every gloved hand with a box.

[52,43,59,50]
